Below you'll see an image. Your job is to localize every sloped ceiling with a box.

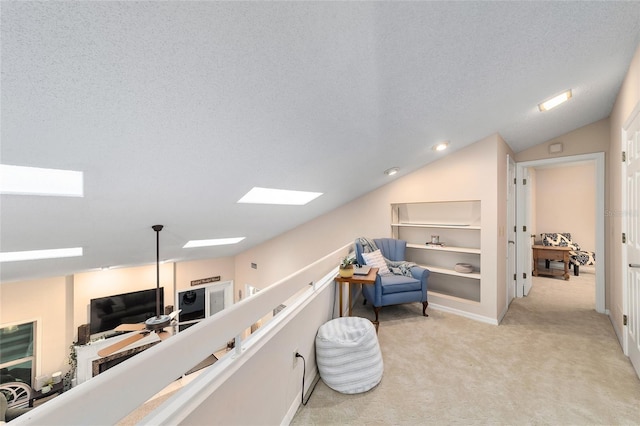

[1,1,639,283]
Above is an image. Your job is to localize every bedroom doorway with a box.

[515,152,605,313]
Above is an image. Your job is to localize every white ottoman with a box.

[315,316,383,394]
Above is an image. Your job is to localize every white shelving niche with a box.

[391,200,481,303]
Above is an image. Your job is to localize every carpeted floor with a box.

[291,270,640,425]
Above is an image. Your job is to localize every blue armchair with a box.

[355,238,430,322]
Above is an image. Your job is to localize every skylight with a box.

[183,237,245,248]
[0,164,84,197]
[237,187,323,205]
[0,247,83,262]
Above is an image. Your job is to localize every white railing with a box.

[14,243,351,425]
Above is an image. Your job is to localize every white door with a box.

[623,103,640,378]
[516,166,533,297]
[507,155,517,306]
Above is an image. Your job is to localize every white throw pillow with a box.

[361,249,390,275]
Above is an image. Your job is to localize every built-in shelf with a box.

[391,223,481,230]
[417,264,481,279]
[406,243,481,255]
[392,200,482,304]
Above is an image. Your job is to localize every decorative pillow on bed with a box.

[542,233,581,250]
[361,249,391,275]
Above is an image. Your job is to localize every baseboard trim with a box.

[282,369,320,425]
[497,304,509,324]
[282,390,302,426]
[429,303,499,325]
[606,308,627,353]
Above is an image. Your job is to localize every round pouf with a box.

[315,316,383,394]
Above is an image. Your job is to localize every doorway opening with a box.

[516,152,605,313]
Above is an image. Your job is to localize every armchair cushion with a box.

[380,274,421,294]
[361,249,391,275]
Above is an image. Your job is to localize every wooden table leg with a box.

[338,282,343,316]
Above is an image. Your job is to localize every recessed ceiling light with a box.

[238,187,322,205]
[384,167,399,176]
[538,90,572,112]
[0,247,83,263]
[183,237,245,248]
[0,164,84,197]
[433,141,449,151]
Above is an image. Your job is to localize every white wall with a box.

[235,133,513,322]
[180,283,333,425]
[515,118,609,162]
[0,276,70,376]
[175,256,236,297]
[534,163,596,250]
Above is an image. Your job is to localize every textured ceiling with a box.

[1,1,639,283]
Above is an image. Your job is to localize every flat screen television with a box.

[89,288,164,335]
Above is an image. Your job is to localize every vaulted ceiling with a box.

[2,1,639,283]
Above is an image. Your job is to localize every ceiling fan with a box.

[97,225,179,358]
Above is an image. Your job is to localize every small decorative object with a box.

[426,239,444,247]
[52,371,62,384]
[35,375,49,391]
[454,263,473,273]
[41,384,51,393]
[339,255,356,278]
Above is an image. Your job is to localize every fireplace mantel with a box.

[75,332,161,385]
[92,342,158,377]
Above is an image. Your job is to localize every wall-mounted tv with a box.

[89,288,164,335]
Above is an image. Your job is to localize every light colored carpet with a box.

[291,271,640,425]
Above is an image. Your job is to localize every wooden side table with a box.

[334,267,378,317]
[532,245,570,280]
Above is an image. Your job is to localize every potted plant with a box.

[339,255,356,278]
[63,343,77,391]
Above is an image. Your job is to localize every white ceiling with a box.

[2,1,639,283]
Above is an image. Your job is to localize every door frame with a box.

[506,154,517,308]
[516,152,605,313]
[515,165,532,297]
